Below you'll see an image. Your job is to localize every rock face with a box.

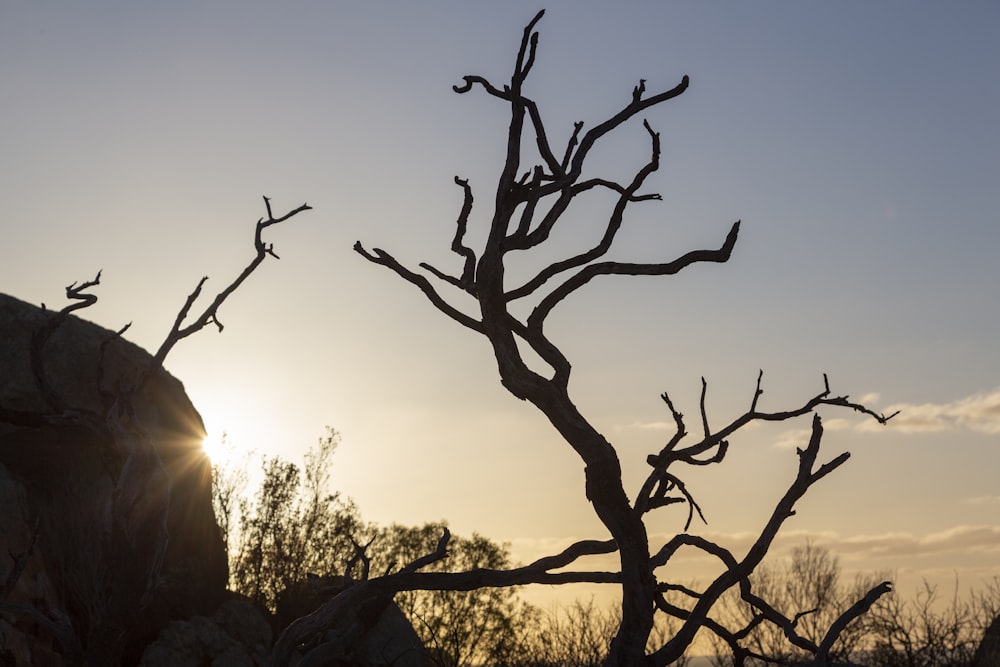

[141,586,431,667]
[0,293,228,664]
[139,595,272,667]
[275,577,431,666]
[975,614,1000,667]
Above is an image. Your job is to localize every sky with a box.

[2,1,999,616]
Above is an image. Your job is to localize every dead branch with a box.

[816,580,894,661]
[145,196,311,382]
[271,533,619,665]
[526,220,740,331]
[418,176,478,293]
[353,242,484,333]
[506,119,664,299]
[61,270,103,315]
[29,270,105,414]
[639,372,895,520]
[648,415,870,663]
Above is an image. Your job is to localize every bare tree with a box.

[862,579,992,667]
[709,546,1000,667]
[347,10,897,666]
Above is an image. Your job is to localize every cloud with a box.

[625,386,1000,454]
[622,421,678,432]
[772,428,813,449]
[507,526,1000,593]
[833,526,1000,559]
[822,417,853,431]
[857,387,1000,434]
[769,418,851,449]
[963,495,1000,505]
[649,526,1000,563]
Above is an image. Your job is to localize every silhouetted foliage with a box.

[710,543,882,665]
[861,577,1000,667]
[211,437,1000,667]
[215,438,539,663]
[221,430,365,612]
[502,598,690,667]
[709,543,1000,667]
[369,523,532,667]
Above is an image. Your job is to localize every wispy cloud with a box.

[643,526,1000,567]
[772,428,813,449]
[858,387,1000,434]
[622,421,678,432]
[963,495,1000,506]
[768,387,1000,445]
[624,387,1000,453]
[781,526,999,561]
[834,526,1000,559]
[770,418,851,449]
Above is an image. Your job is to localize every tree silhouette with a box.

[282,10,902,665]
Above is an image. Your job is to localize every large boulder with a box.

[142,584,431,667]
[0,293,228,664]
[139,595,272,667]
[975,614,1000,667]
[275,576,431,666]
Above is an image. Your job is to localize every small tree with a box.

[511,599,686,667]
[861,579,998,667]
[370,523,531,667]
[219,442,540,662]
[346,10,897,666]
[710,543,885,665]
[227,431,365,612]
[709,543,1000,667]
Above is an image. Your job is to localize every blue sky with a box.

[2,2,999,609]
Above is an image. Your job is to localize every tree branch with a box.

[507,119,664,297]
[816,580,894,661]
[353,243,484,333]
[272,531,618,665]
[146,197,311,382]
[527,219,740,331]
[649,415,858,662]
[60,270,103,315]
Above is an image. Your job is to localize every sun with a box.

[199,420,251,469]
[200,430,232,466]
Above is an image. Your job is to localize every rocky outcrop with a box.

[275,576,431,666]
[975,614,1000,667]
[140,585,430,667]
[0,293,227,664]
[139,595,272,667]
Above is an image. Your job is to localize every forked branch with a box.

[272,531,620,665]
[146,197,311,382]
[648,414,882,663]
[528,220,740,332]
[354,243,484,333]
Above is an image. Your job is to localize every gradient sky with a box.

[3,2,999,611]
